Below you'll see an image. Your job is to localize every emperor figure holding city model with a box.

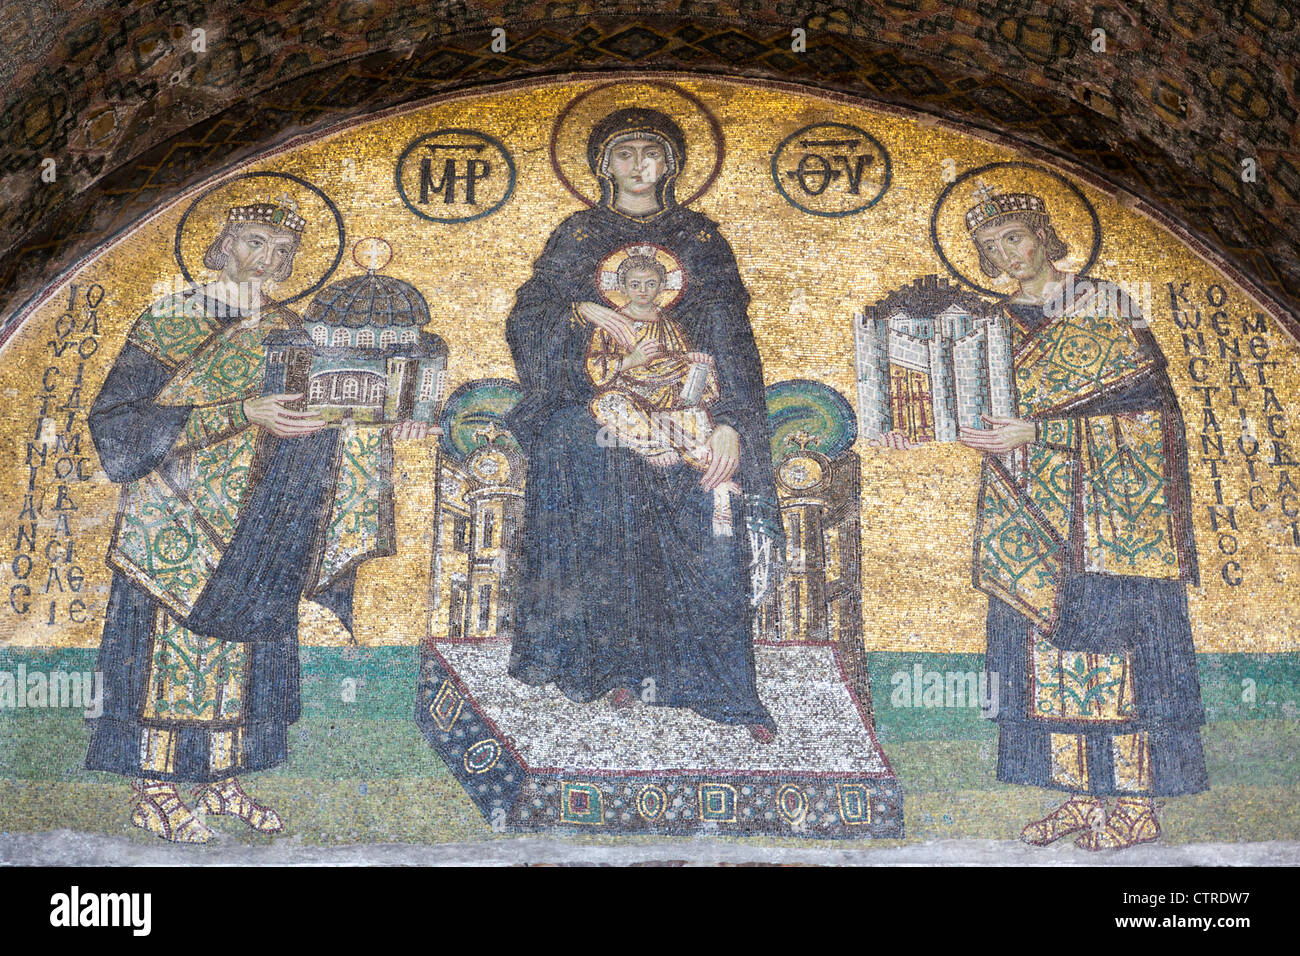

[883,183,1208,850]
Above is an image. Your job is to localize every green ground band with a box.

[0,647,1293,734]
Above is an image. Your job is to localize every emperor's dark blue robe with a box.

[505,203,779,729]
[85,293,356,781]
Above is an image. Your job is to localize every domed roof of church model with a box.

[303,272,430,329]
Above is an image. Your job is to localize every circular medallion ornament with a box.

[777,455,826,493]
[550,81,724,208]
[174,171,345,307]
[395,128,516,224]
[596,243,686,310]
[771,122,891,217]
[153,526,195,564]
[997,526,1043,563]
[463,738,502,774]
[469,447,512,485]
[213,352,255,386]
[1057,333,1103,369]
[1103,456,1151,499]
[930,162,1101,298]
[636,785,667,822]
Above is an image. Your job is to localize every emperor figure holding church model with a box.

[84,182,433,843]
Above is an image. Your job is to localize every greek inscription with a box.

[395,129,517,224]
[7,284,103,626]
[771,122,891,217]
[1170,280,1297,583]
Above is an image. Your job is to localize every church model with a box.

[264,260,447,424]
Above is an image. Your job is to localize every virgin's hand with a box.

[868,430,919,450]
[391,421,442,440]
[243,393,327,438]
[701,425,740,491]
[959,415,1036,454]
[577,301,636,351]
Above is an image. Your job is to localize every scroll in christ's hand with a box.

[390,422,441,440]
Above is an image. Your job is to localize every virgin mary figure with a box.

[504,107,780,740]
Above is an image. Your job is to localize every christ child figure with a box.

[585,254,720,471]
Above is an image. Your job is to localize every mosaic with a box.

[0,75,1296,857]
[3,2,1298,337]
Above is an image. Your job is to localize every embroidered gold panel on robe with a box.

[1011,294,1155,419]
[1081,411,1181,577]
[975,285,1191,634]
[111,471,226,617]
[141,609,248,725]
[974,460,1065,631]
[1112,732,1154,792]
[1049,733,1090,790]
[314,423,394,590]
[1030,627,1136,721]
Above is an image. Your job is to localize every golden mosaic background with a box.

[1,76,1296,653]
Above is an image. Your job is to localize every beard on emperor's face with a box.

[220,226,298,284]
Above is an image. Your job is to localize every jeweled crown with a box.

[227,200,306,233]
[965,187,1046,232]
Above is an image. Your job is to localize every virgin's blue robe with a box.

[505,203,778,729]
